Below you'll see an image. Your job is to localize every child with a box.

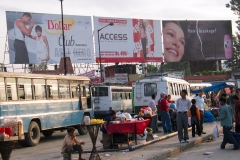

[188,99,201,137]
[30,25,50,63]
[62,127,85,160]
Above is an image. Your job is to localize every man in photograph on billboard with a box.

[30,25,50,63]
[162,21,186,62]
[13,12,35,64]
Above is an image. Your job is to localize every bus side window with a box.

[6,78,18,101]
[47,80,58,99]
[129,93,132,99]
[112,93,117,101]
[33,79,46,100]
[18,78,33,100]
[59,80,70,99]
[0,78,6,101]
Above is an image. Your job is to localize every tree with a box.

[225,1,240,70]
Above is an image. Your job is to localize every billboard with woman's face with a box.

[162,20,233,62]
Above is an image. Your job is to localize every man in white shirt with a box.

[148,94,158,133]
[194,90,206,134]
[176,90,191,143]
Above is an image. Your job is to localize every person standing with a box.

[148,94,158,133]
[216,98,239,150]
[176,90,191,143]
[158,92,172,134]
[188,99,201,137]
[194,90,206,134]
[14,12,35,64]
[232,95,240,133]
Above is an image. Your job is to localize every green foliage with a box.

[225,1,240,70]
[196,72,201,76]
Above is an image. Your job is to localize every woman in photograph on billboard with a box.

[30,25,50,63]
[162,21,185,62]
[139,22,148,59]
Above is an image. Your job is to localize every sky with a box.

[0,0,238,73]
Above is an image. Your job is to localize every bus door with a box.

[92,86,109,112]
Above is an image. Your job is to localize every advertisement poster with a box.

[162,20,232,62]
[6,11,94,64]
[94,17,162,63]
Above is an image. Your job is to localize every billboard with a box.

[94,17,162,63]
[162,20,233,62]
[6,11,94,64]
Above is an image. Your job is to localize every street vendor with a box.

[62,127,85,160]
[101,110,117,133]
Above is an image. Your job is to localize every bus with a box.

[133,75,192,120]
[190,83,212,91]
[0,72,93,147]
[92,85,132,118]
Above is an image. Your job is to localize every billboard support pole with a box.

[97,22,114,82]
[59,0,67,75]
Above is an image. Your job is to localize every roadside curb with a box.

[149,130,222,160]
[130,128,192,151]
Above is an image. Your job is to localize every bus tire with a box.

[77,115,89,135]
[42,130,53,137]
[25,121,41,147]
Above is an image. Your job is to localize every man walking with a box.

[148,94,158,133]
[232,95,240,133]
[14,12,35,63]
[194,90,206,134]
[176,90,191,143]
[216,98,239,150]
[158,92,172,134]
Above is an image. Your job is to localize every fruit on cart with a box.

[90,119,104,124]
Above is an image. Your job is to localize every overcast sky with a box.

[0,0,238,72]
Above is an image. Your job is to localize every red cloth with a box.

[107,119,150,134]
[158,98,169,111]
[167,99,173,103]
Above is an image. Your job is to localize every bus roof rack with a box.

[140,72,184,79]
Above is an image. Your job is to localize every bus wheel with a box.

[42,130,53,137]
[25,121,40,147]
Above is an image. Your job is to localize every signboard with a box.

[162,20,233,62]
[115,73,128,83]
[6,11,94,64]
[94,17,162,63]
[104,77,115,83]
[78,70,95,77]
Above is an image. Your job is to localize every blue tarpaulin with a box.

[191,82,232,94]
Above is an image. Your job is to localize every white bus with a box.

[190,83,212,91]
[92,85,132,118]
[133,75,192,119]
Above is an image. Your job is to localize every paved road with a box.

[166,134,240,160]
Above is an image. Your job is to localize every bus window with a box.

[129,93,132,99]
[6,78,18,101]
[92,87,108,97]
[59,80,70,99]
[112,93,117,101]
[144,83,157,96]
[80,86,86,97]
[0,78,6,101]
[71,86,79,98]
[47,80,58,99]
[168,82,172,95]
[18,78,33,100]
[33,79,46,100]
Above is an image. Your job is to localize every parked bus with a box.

[190,83,212,91]
[0,72,92,147]
[92,85,132,118]
[134,75,192,120]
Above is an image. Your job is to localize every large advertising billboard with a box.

[162,20,233,62]
[6,11,94,64]
[94,17,162,63]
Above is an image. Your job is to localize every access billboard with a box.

[162,20,233,62]
[6,11,94,64]
[94,17,163,63]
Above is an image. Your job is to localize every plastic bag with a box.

[188,117,191,126]
[213,122,219,138]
